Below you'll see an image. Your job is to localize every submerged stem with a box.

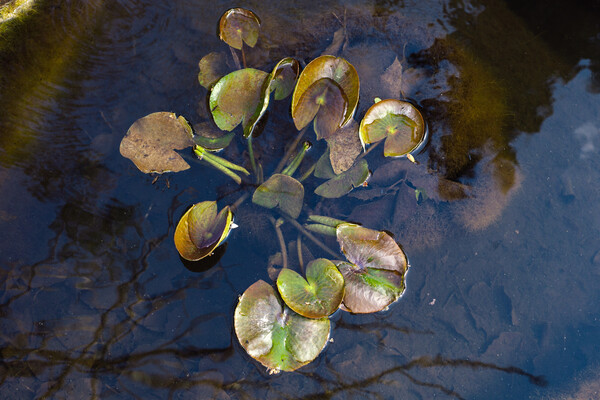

[282,141,311,177]
[247,136,259,180]
[270,216,288,269]
[274,127,308,174]
[284,217,339,259]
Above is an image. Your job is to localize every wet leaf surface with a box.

[359,99,426,157]
[209,68,269,133]
[119,112,195,174]
[252,174,304,218]
[218,8,261,50]
[234,280,330,373]
[292,77,347,140]
[292,55,359,129]
[314,159,369,198]
[174,201,233,261]
[277,258,344,318]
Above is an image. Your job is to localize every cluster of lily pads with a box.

[119,8,426,374]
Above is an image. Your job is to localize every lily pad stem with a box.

[194,145,250,184]
[282,141,311,177]
[247,136,259,180]
[305,224,337,237]
[274,127,308,174]
[298,162,316,182]
[270,216,287,269]
[284,217,338,258]
[297,235,304,273]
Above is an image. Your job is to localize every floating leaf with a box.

[252,174,304,218]
[270,57,300,100]
[292,55,359,130]
[277,258,344,318]
[314,159,369,199]
[336,223,407,274]
[209,68,269,134]
[119,112,195,174]
[314,148,336,179]
[359,99,426,157]
[326,119,362,174]
[218,8,261,50]
[234,280,330,373]
[336,261,405,314]
[292,78,347,140]
[174,201,233,261]
[193,121,235,150]
[198,52,230,89]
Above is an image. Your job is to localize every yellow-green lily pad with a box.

[234,280,330,373]
[314,159,369,198]
[174,201,233,261]
[277,258,344,319]
[359,99,426,157]
[252,174,304,219]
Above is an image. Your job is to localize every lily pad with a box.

[270,57,300,100]
[119,112,195,174]
[218,8,261,50]
[336,223,408,274]
[292,78,347,140]
[359,99,426,157]
[198,52,230,89]
[326,119,362,174]
[252,174,304,218]
[174,201,233,261]
[234,280,330,373]
[277,258,344,318]
[292,55,359,129]
[209,68,269,135]
[193,121,235,151]
[314,159,369,198]
[314,148,336,179]
[336,261,406,314]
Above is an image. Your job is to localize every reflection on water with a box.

[1,0,599,398]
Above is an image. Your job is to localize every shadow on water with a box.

[1,0,599,398]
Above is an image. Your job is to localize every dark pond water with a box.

[1,0,600,398]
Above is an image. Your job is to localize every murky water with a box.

[1,0,599,398]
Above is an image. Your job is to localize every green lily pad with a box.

[198,52,230,89]
[252,174,304,218]
[359,99,426,157]
[234,280,330,373]
[314,159,370,198]
[336,261,406,314]
[292,78,347,140]
[336,223,408,274]
[292,55,359,129]
[193,122,235,151]
[218,8,261,50]
[209,68,269,135]
[277,258,344,318]
[119,112,195,174]
[314,148,336,179]
[174,201,233,261]
[270,57,300,100]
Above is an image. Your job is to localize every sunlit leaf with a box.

[218,8,261,50]
[277,258,344,318]
[326,119,362,174]
[336,223,407,274]
[314,159,369,198]
[209,68,269,134]
[174,201,233,261]
[234,280,330,373]
[292,55,359,129]
[198,52,230,89]
[270,57,300,100]
[119,112,195,174]
[359,99,426,157]
[252,174,304,218]
[336,261,406,314]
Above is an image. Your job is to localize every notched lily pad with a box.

[174,201,233,261]
[359,99,426,157]
[293,78,347,140]
[252,174,304,218]
[209,68,269,134]
[336,223,407,274]
[292,55,359,129]
[218,8,261,50]
[314,159,369,199]
[234,280,330,373]
[336,261,405,314]
[277,258,344,318]
[198,52,231,90]
[119,112,195,174]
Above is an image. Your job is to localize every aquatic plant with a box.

[119,7,423,373]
